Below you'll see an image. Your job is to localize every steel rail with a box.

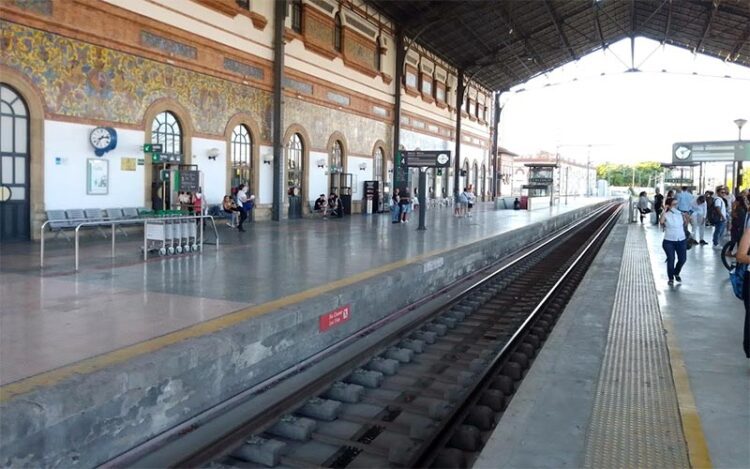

[102,202,620,469]
[412,204,622,467]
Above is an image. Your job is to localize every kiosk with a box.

[521,163,557,210]
[661,163,698,193]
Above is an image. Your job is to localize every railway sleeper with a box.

[231,436,287,468]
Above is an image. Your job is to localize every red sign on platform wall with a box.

[319,305,351,332]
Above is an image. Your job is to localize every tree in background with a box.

[596,161,662,187]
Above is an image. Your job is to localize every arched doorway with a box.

[0,84,29,241]
[481,164,487,201]
[472,161,479,194]
[286,132,304,218]
[230,124,253,191]
[150,111,184,210]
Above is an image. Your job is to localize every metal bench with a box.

[46,210,74,241]
[105,208,131,236]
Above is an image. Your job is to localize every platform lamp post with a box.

[735,118,747,191]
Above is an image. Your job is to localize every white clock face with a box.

[437,153,449,165]
[90,127,112,149]
[674,146,691,160]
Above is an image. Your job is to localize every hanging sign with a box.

[672,141,750,163]
[401,150,452,168]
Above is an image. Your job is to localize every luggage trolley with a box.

[145,216,169,256]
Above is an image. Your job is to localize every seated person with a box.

[222,195,239,227]
[313,194,328,218]
[329,193,344,218]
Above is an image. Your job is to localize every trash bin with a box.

[520,196,528,210]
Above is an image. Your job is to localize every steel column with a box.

[453,69,464,197]
[271,0,287,221]
[392,29,404,184]
[491,91,501,199]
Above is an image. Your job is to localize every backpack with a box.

[730,264,746,300]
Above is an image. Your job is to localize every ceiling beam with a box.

[694,1,719,54]
[488,3,546,69]
[543,0,577,60]
[727,20,750,62]
[663,0,672,44]
[594,2,607,51]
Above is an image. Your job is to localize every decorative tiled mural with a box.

[0,21,272,138]
[285,97,390,157]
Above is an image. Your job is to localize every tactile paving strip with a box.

[583,225,690,468]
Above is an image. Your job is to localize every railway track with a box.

[110,203,621,469]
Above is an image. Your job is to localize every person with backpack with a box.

[711,186,729,248]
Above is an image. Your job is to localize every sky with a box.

[498,37,750,166]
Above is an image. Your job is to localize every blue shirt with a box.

[676,191,694,212]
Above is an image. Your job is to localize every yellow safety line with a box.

[663,315,713,469]
[0,243,460,402]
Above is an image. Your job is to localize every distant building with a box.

[513,151,597,197]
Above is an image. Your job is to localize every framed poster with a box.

[87,158,109,195]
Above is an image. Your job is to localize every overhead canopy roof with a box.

[367,0,750,91]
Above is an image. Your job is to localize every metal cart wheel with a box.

[159,247,166,256]
[176,245,183,254]
[167,246,175,255]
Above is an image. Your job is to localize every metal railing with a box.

[40,214,219,270]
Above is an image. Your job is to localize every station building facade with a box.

[0,0,495,240]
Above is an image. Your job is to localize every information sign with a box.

[143,143,163,153]
[319,305,351,332]
[672,141,750,163]
[401,150,451,168]
[180,170,201,192]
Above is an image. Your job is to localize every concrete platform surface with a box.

[0,198,605,386]
[475,219,748,469]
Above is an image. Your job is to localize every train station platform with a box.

[0,198,612,467]
[476,219,748,468]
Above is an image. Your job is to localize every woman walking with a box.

[659,197,689,286]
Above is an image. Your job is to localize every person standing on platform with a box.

[466,185,476,217]
[653,187,664,224]
[660,196,689,286]
[236,184,248,232]
[399,189,411,223]
[690,195,708,245]
[712,186,729,248]
[391,188,401,224]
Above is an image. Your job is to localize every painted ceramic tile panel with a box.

[0,21,272,138]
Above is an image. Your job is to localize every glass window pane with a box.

[14,156,25,184]
[1,116,12,152]
[0,102,11,114]
[11,97,26,117]
[0,86,14,104]
[1,156,12,183]
[9,186,24,200]
[14,117,26,153]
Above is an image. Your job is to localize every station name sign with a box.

[672,141,749,163]
[528,177,553,184]
[400,150,451,168]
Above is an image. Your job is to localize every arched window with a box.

[373,147,384,184]
[291,0,302,33]
[231,124,252,189]
[330,140,343,173]
[287,133,303,194]
[334,13,343,52]
[151,111,182,162]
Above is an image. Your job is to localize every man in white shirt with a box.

[712,187,728,247]
[236,184,248,232]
